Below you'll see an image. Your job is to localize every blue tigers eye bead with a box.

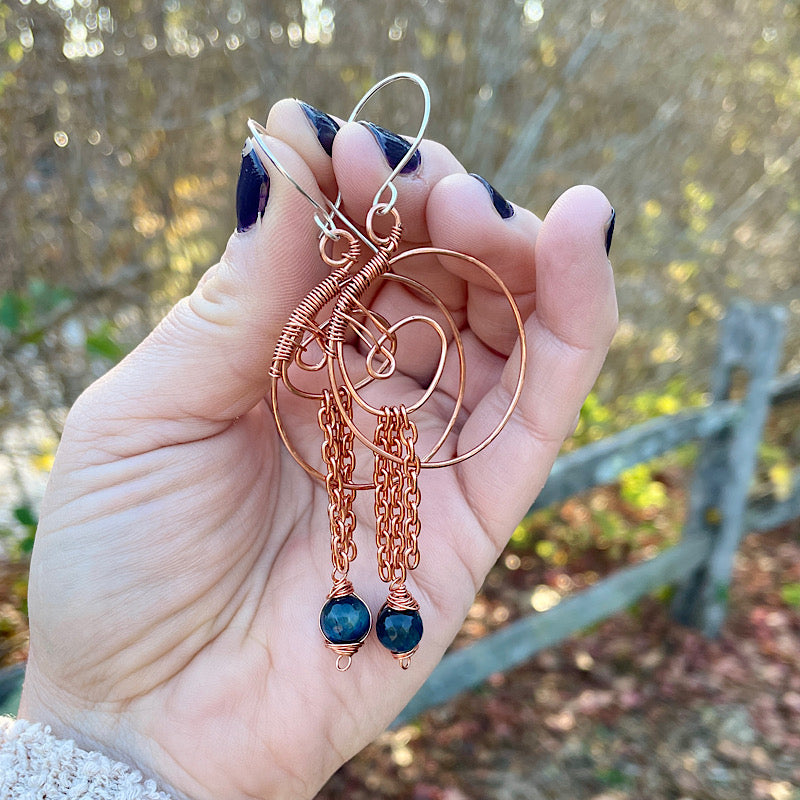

[319,594,371,644]
[375,605,423,654]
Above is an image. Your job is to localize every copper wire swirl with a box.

[269,230,361,379]
[325,206,402,353]
[386,582,419,612]
[270,208,527,484]
[327,245,527,469]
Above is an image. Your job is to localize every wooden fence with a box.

[0,302,798,721]
[394,301,798,726]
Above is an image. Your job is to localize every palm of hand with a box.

[21,109,616,800]
[26,347,502,800]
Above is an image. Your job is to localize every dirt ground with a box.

[318,523,800,800]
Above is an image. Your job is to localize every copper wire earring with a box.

[248,73,527,672]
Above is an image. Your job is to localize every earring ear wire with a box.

[330,71,431,215]
[245,120,380,254]
[247,71,431,242]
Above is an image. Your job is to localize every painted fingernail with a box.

[236,138,270,232]
[469,173,515,220]
[605,208,616,255]
[363,122,421,174]
[298,101,339,157]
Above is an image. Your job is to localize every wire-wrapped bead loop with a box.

[319,579,372,672]
[376,585,423,670]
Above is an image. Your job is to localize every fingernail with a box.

[469,173,515,220]
[236,138,270,232]
[362,122,421,174]
[298,101,339,157]
[604,208,616,255]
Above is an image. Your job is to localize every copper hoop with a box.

[272,247,526,476]
[271,270,467,486]
[328,246,527,468]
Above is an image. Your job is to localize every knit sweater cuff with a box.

[0,716,176,799]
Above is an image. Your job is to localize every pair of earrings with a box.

[248,73,527,672]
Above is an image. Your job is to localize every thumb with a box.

[76,137,330,451]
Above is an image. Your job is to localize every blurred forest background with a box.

[1,0,799,798]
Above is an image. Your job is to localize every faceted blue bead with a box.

[319,594,371,645]
[375,605,423,654]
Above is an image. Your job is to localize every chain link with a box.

[374,406,421,585]
[319,388,357,579]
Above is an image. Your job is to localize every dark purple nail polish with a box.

[363,122,421,174]
[469,173,514,220]
[298,101,339,157]
[236,138,270,232]
[605,208,616,255]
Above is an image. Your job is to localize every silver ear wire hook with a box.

[246,72,429,246]
[246,119,380,254]
[346,72,431,212]
[246,119,336,239]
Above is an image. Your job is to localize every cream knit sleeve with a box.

[0,717,176,799]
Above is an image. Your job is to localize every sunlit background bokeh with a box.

[1,0,798,595]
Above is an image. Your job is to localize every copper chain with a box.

[373,405,421,585]
[319,388,357,582]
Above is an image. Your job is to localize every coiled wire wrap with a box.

[270,231,361,379]
[325,206,402,353]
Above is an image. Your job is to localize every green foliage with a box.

[757,441,795,501]
[0,504,37,561]
[1,279,127,364]
[596,766,632,789]
[571,377,706,447]
[509,380,704,569]
[0,280,72,337]
[780,582,800,608]
[85,320,126,362]
[619,464,667,511]
[0,292,24,331]
[573,379,702,513]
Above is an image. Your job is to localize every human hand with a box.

[19,100,617,800]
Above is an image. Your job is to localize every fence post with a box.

[671,302,786,636]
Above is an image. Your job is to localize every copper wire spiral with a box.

[386,581,419,612]
[271,250,524,485]
[269,231,361,379]
[325,208,402,353]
